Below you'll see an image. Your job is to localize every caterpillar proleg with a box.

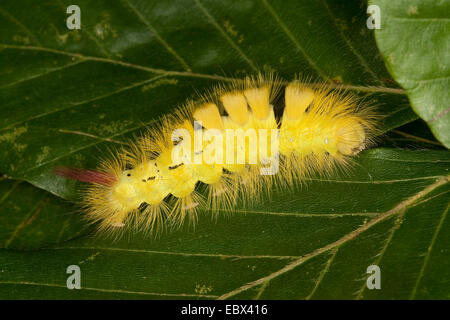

[56,74,378,236]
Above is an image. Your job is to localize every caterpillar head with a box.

[54,166,145,229]
[110,169,142,210]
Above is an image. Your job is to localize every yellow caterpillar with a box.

[56,74,378,236]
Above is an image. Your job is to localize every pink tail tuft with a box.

[54,166,117,186]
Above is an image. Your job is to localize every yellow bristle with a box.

[284,84,314,120]
[72,73,377,238]
[244,86,271,120]
[220,92,249,126]
[193,103,223,129]
[335,118,366,156]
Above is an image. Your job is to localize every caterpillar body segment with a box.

[56,74,378,235]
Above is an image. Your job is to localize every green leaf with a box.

[0,0,449,300]
[0,0,418,199]
[382,119,448,150]
[0,179,86,250]
[371,0,450,147]
[0,149,449,299]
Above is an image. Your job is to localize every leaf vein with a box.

[410,201,450,299]
[57,129,126,145]
[0,180,21,206]
[121,0,192,72]
[194,0,258,72]
[23,119,159,173]
[0,74,167,132]
[355,206,407,299]
[0,7,41,45]
[261,0,329,81]
[0,44,407,94]
[320,0,381,84]
[306,247,339,299]
[0,60,84,90]
[50,246,300,260]
[217,176,449,299]
[0,281,219,298]
[4,195,49,248]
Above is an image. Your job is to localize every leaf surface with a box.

[371,0,450,147]
[0,0,448,299]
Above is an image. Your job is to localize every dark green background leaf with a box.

[371,0,450,147]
